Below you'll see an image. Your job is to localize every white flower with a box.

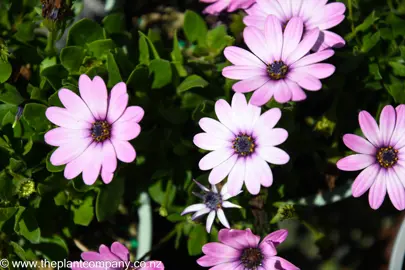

[181,180,242,233]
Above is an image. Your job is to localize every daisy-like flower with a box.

[71,241,164,270]
[44,74,144,185]
[201,0,255,15]
[244,0,346,51]
[337,105,405,210]
[181,180,241,233]
[193,93,289,196]
[197,228,299,270]
[222,15,336,105]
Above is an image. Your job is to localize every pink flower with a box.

[222,15,335,105]
[193,93,289,196]
[244,0,346,51]
[71,241,164,270]
[197,228,299,270]
[337,105,405,210]
[201,0,255,15]
[44,74,144,185]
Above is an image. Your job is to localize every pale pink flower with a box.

[201,0,255,15]
[337,105,405,210]
[223,15,335,105]
[197,228,299,270]
[244,0,346,51]
[193,93,289,196]
[45,74,144,185]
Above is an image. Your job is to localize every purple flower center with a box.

[91,120,111,142]
[267,61,288,80]
[240,247,263,269]
[376,146,398,168]
[233,134,255,157]
[203,192,222,210]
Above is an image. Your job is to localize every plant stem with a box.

[45,29,56,55]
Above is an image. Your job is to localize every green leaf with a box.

[0,171,13,201]
[107,52,122,87]
[72,195,94,226]
[67,18,105,46]
[187,224,207,256]
[87,39,116,58]
[54,191,68,206]
[361,32,380,53]
[386,82,405,104]
[14,22,35,42]
[171,30,187,77]
[345,11,379,41]
[14,207,41,243]
[36,235,68,261]
[139,35,150,65]
[28,84,47,102]
[386,13,405,38]
[0,60,12,83]
[389,62,405,77]
[0,83,24,105]
[41,64,69,90]
[9,158,26,173]
[126,65,149,93]
[46,150,65,173]
[206,25,234,52]
[95,176,125,222]
[369,63,382,80]
[60,46,85,73]
[177,75,208,92]
[23,103,48,132]
[149,59,172,89]
[10,241,26,261]
[102,13,126,34]
[148,180,176,207]
[183,10,208,45]
[0,207,18,224]
[138,31,160,61]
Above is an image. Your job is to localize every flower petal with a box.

[287,80,307,101]
[244,156,262,195]
[44,127,90,147]
[206,211,216,232]
[379,105,396,146]
[245,228,261,247]
[227,158,246,196]
[181,204,207,215]
[256,0,286,21]
[285,28,320,65]
[342,134,376,155]
[112,121,141,141]
[253,107,282,131]
[215,99,238,132]
[262,229,288,247]
[243,26,271,63]
[351,163,379,197]
[265,256,300,270]
[368,169,387,210]
[257,128,288,147]
[101,140,117,173]
[274,80,292,103]
[249,80,276,106]
[222,65,266,80]
[50,137,92,166]
[292,49,335,68]
[78,75,108,120]
[256,157,273,187]
[391,105,405,146]
[58,88,94,123]
[196,255,232,267]
[82,143,103,185]
[98,245,120,261]
[222,201,241,209]
[116,106,144,123]
[288,71,322,91]
[101,169,114,184]
[217,209,230,228]
[209,154,238,185]
[232,75,270,93]
[202,242,240,259]
[106,82,128,123]
[46,107,92,129]
[224,46,266,68]
[257,146,290,165]
[111,139,136,163]
[293,63,335,79]
[192,208,211,220]
[260,240,277,257]
[336,154,375,171]
[359,110,381,147]
[386,169,405,210]
[264,15,283,62]
[199,117,234,140]
[282,17,304,59]
[199,148,234,171]
[110,242,129,262]
[217,229,250,250]
[194,133,229,151]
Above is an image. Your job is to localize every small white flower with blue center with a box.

[181,180,242,233]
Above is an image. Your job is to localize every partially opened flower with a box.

[71,241,164,270]
[181,180,241,233]
[201,0,255,15]
[197,228,299,270]
[45,74,144,185]
[244,0,346,51]
[223,15,335,105]
[193,93,289,196]
[337,105,405,210]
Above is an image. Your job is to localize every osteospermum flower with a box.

[222,15,335,105]
[193,93,289,196]
[181,180,241,233]
[71,241,164,270]
[197,228,299,270]
[201,0,255,15]
[244,0,346,51]
[45,74,144,185]
[337,105,405,210]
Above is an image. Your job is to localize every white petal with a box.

[222,201,242,209]
[206,211,216,233]
[217,209,230,228]
[181,204,207,215]
[192,208,210,220]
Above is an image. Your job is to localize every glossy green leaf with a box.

[0,60,12,83]
[95,176,125,222]
[171,30,187,77]
[14,22,35,42]
[187,224,207,256]
[183,10,207,45]
[60,46,85,73]
[139,35,150,65]
[23,103,48,132]
[0,83,24,105]
[361,32,380,53]
[177,75,208,92]
[107,52,122,87]
[149,59,172,89]
[41,64,69,90]
[87,39,116,58]
[72,195,94,226]
[67,18,105,46]
[102,13,125,34]
[14,207,41,243]
[389,62,405,77]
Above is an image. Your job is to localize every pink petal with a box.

[391,105,405,146]
[98,244,121,261]
[262,229,288,246]
[379,105,396,146]
[232,75,269,93]
[245,228,261,247]
[199,148,234,170]
[393,162,405,188]
[244,156,262,195]
[78,74,107,120]
[101,169,114,184]
[266,256,300,270]
[256,0,286,21]
[285,28,320,65]
[207,261,240,270]
[286,79,307,101]
[102,140,117,172]
[106,82,129,123]
[111,139,136,163]
[218,229,250,250]
[359,110,381,147]
[81,251,102,261]
[259,240,277,257]
[44,127,90,147]
[199,117,234,141]
[202,0,228,15]
[264,15,283,62]
[208,154,238,184]
[224,46,266,68]
[282,17,304,59]
[368,169,387,210]
[112,121,141,141]
[110,242,129,262]
[308,3,345,27]
[82,143,103,185]
[291,49,335,68]
[46,107,92,129]
[288,71,322,91]
[322,30,346,49]
[243,26,272,63]
[293,63,335,79]
[58,88,94,123]
[278,0,293,18]
[196,255,232,267]
[227,158,246,196]
[193,133,229,151]
[50,137,92,166]
[336,154,375,171]
[202,243,240,259]
[253,107,282,131]
[351,163,379,197]
[116,106,144,123]
[215,99,238,132]
[222,65,266,80]
[243,15,266,29]
[274,80,292,103]
[257,128,288,147]
[257,146,290,165]
[231,92,250,132]
[316,15,345,31]
[256,157,273,187]
[64,143,95,180]
[291,0,304,16]
[342,134,376,155]
[387,169,405,210]
[249,80,276,106]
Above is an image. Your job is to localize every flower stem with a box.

[45,29,56,55]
